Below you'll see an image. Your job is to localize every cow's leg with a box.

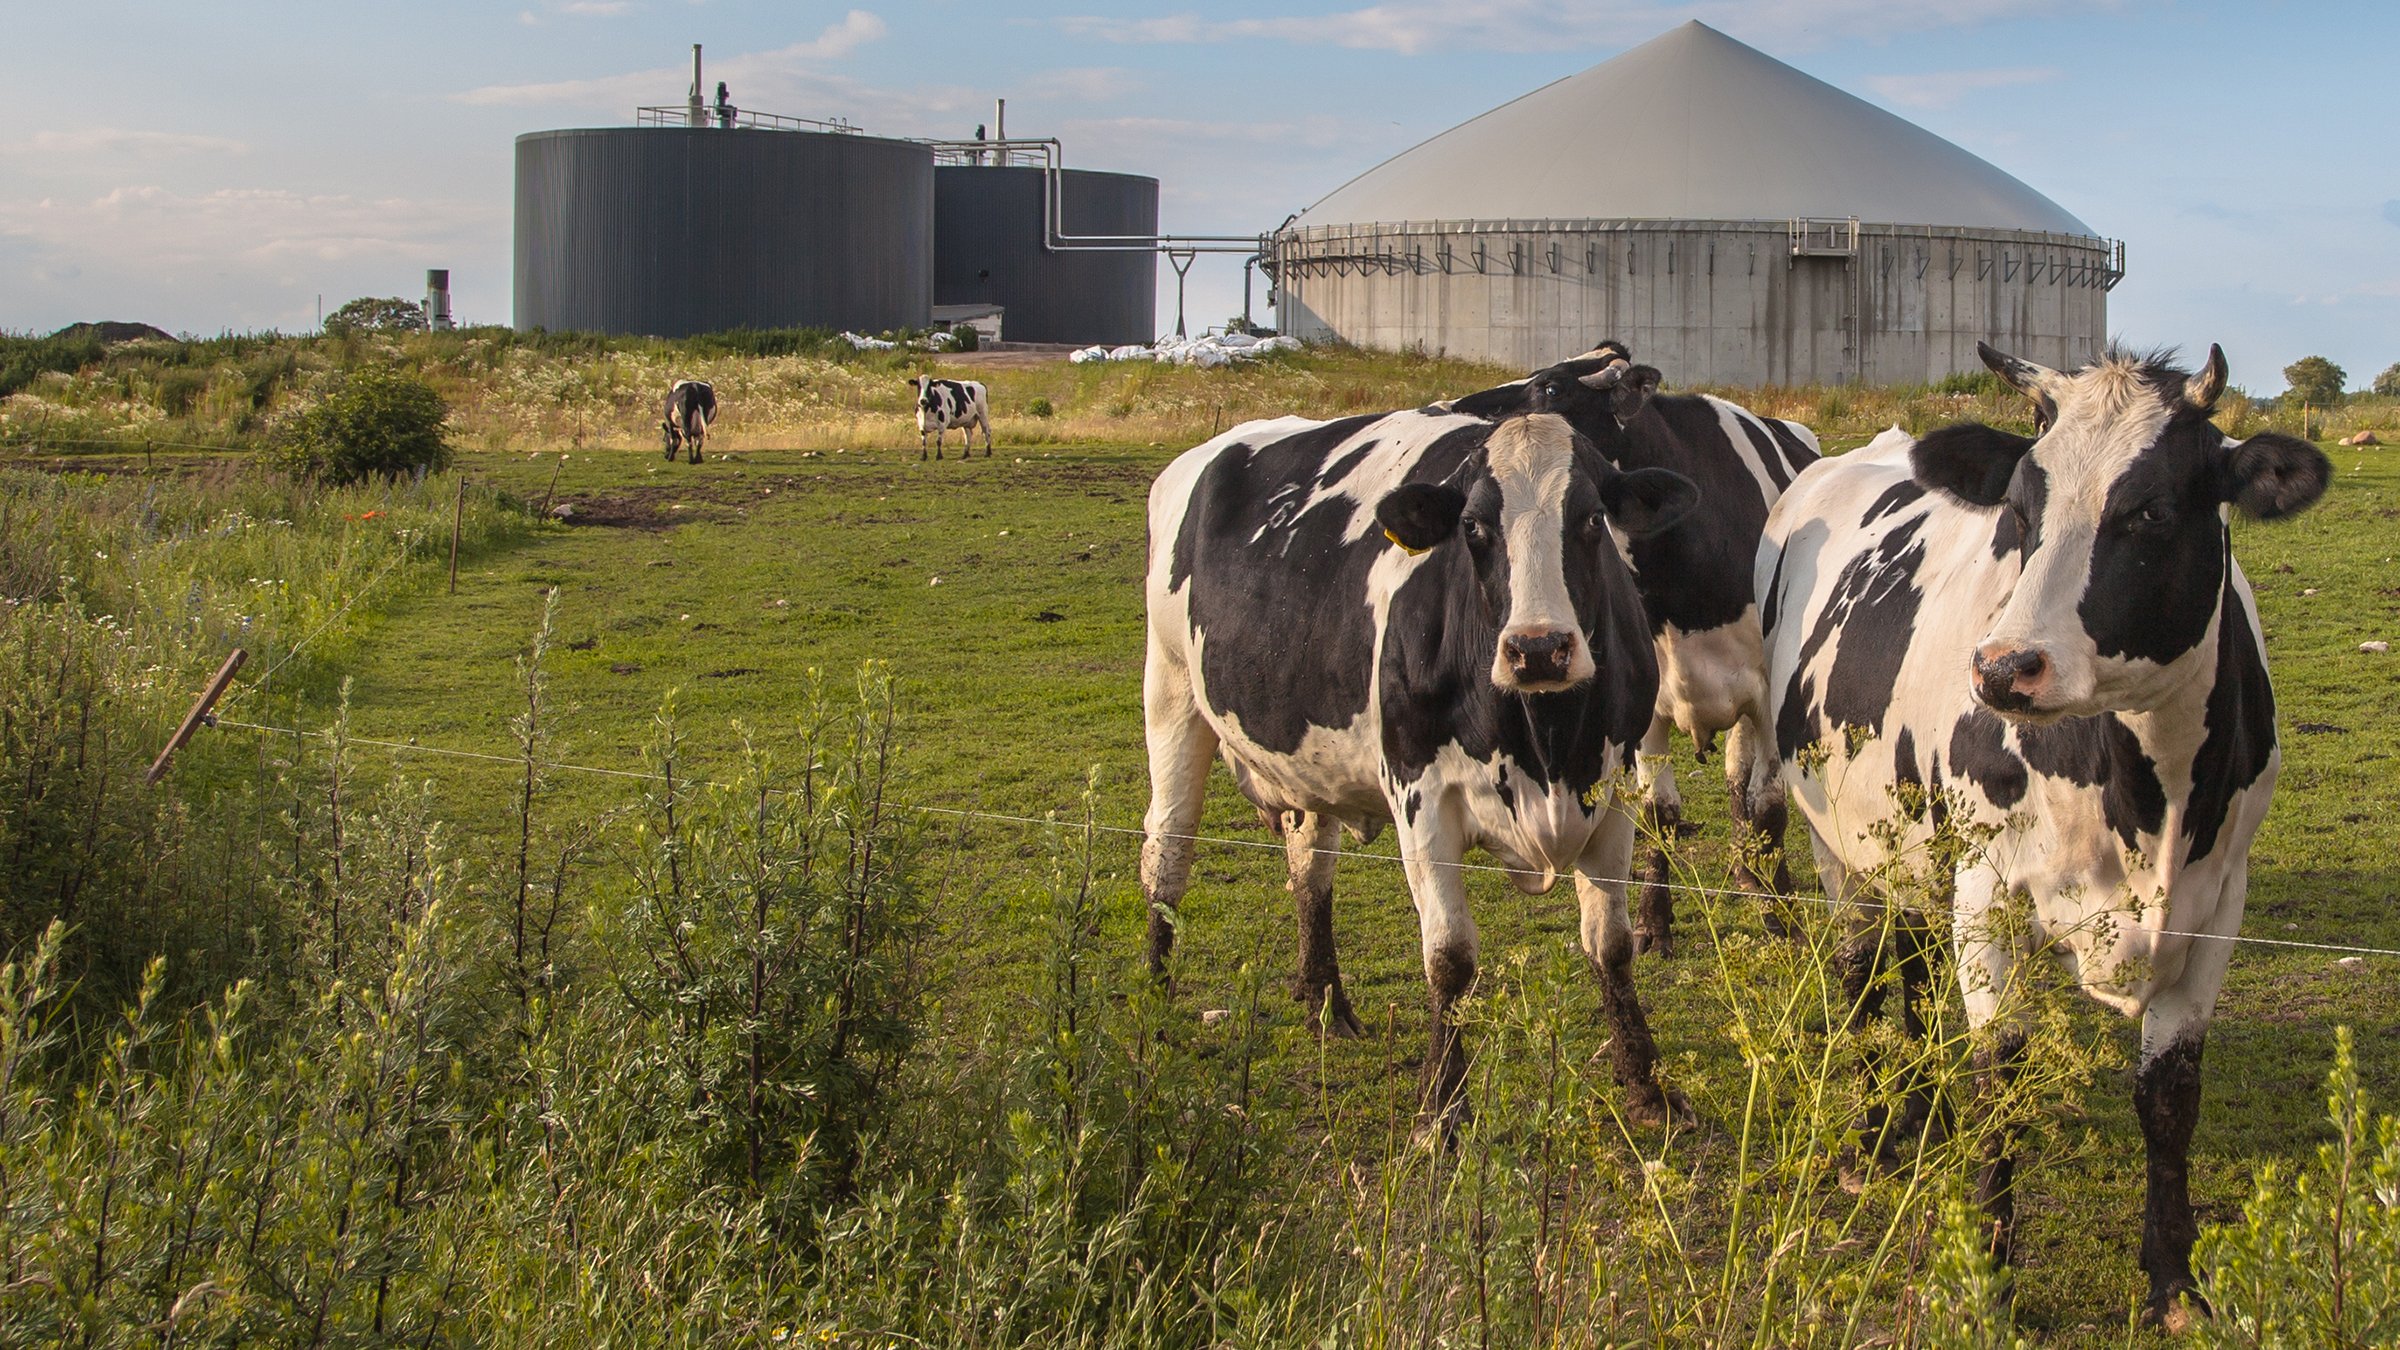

[1284,810,1363,1037]
[1396,806,1477,1136]
[2134,886,2239,1330]
[1726,714,1798,932]
[935,426,945,461]
[1139,647,1217,981]
[1576,804,1685,1127]
[981,413,993,457]
[1631,716,1680,957]
[1953,864,2029,1269]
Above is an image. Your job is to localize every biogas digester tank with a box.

[932,165,1159,346]
[513,127,933,337]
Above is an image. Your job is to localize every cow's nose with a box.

[1972,643,2051,708]
[1503,629,1579,684]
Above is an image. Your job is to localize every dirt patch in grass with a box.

[556,486,738,530]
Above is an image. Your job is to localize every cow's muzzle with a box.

[1971,642,2052,714]
[1501,629,1584,690]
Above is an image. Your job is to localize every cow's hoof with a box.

[1412,1104,1470,1152]
[1631,926,1675,959]
[1623,1085,1695,1129]
[1300,985,1365,1039]
[2143,1289,2207,1334]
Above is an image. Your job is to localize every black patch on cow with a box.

[1729,410,1794,491]
[2184,571,2276,865]
[1781,512,1927,752]
[1168,413,1432,753]
[1859,480,1926,528]
[2079,417,2231,667]
[1767,419,1819,479]
[1947,709,2028,808]
[1776,671,1819,764]
[1893,726,1921,786]
[1911,423,2033,508]
[1318,441,1376,488]
[2016,714,2167,848]
[1991,456,2047,559]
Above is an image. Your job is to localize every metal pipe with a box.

[994,98,1007,167]
[689,45,704,128]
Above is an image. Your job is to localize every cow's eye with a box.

[2128,501,2173,531]
[1462,516,1493,545]
[1580,510,1609,540]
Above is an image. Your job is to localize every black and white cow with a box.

[1142,408,1700,1125]
[912,376,992,460]
[1758,344,2330,1324]
[1450,343,1820,954]
[660,379,716,463]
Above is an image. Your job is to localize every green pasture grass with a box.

[271,435,2400,1344]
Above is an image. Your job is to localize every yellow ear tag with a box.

[1383,528,1428,557]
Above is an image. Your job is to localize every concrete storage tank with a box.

[514,127,933,337]
[1270,22,2122,385]
[933,165,1159,345]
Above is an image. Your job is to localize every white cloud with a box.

[2,183,495,272]
[4,128,250,160]
[1058,0,2117,55]
[456,10,887,106]
[1018,67,1143,103]
[1862,66,2060,109]
[556,0,633,14]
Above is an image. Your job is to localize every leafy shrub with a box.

[1931,368,2004,397]
[322,295,426,335]
[947,323,982,353]
[2375,362,2400,398]
[1027,395,1055,418]
[2194,1026,2400,1348]
[271,367,453,484]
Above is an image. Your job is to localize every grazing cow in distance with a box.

[1143,407,1701,1129]
[912,375,992,459]
[1450,342,1820,954]
[1759,343,2330,1327]
[660,380,716,463]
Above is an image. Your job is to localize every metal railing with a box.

[634,105,862,134]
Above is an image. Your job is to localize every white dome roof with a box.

[1294,22,2097,238]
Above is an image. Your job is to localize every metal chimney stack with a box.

[994,98,1007,166]
[688,45,705,126]
[424,269,454,331]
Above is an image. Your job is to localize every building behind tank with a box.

[1269,22,2121,385]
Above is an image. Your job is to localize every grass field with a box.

[4,344,2397,1344]
[269,424,2400,1343]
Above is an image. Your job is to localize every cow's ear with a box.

[2216,432,2330,520]
[1599,466,1699,537]
[1612,365,1662,423]
[1448,381,1529,419]
[1911,422,2033,507]
[1375,482,1467,552]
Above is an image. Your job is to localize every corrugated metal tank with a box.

[1274,220,2117,384]
[933,166,1158,345]
[514,127,932,337]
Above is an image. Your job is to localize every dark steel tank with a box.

[513,127,933,336]
[933,165,1159,345]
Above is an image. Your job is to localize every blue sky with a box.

[3,0,2392,393]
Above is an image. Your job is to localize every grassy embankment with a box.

[1,331,2395,1345]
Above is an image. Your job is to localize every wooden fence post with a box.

[147,649,248,784]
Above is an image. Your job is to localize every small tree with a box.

[2373,362,2400,398]
[272,367,453,484]
[324,296,427,336]
[2284,355,2347,407]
